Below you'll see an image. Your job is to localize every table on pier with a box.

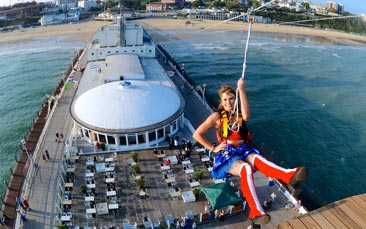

[87,184,96,189]
[156,154,166,159]
[85,172,94,178]
[95,163,106,173]
[62,200,72,205]
[105,178,115,183]
[105,157,113,162]
[108,203,119,210]
[166,155,178,165]
[213,179,225,184]
[182,160,191,165]
[165,178,176,184]
[169,191,181,198]
[185,169,194,174]
[61,215,71,222]
[66,165,75,173]
[106,190,116,197]
[161,165,170,171]
[86,208,96,214]
[64,182,73,189]
[181,191,196,203]
[96,202,109,215]
[201,157,210,163]
[85,196,94,202]
[189,181,200,188]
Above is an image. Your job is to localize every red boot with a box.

[251,155,307,185]
[239,163,271,225]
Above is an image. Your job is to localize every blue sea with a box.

[0,37,84,209]
[1,28,366,210]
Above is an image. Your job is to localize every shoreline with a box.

[0,20,111,45]
[1,18,366,46]
[134,18,366,46]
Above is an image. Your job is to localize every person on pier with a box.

[193,78,308,225]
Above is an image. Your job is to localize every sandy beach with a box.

[134,18,366,46]
[1,18,365,46]
[0,20,111,44]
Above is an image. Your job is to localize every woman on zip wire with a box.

[193,77,308,225]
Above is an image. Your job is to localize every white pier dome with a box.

[73,81,181,131]
[71,80,185,151]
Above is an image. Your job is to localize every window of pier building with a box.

[157,128,164,139]
[107,135,116,145]
[148,131,156,142]
[83,129,90,138]
[165,125,171,136]
[137,133,146,144]
[92,132,98,141]
[128,134,137,145]
[119,135,127,146]
[98,134,106,143]
[172,120,178,130]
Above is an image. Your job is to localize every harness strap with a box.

[221,111,243,139]
[221,111,228,138]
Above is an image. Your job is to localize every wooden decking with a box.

[276,193,366,229]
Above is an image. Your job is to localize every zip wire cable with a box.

[197,0,277,32]
[241,16,253,80]
[230,11,255,132]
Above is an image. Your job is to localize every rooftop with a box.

[73,80,181,131]
[71,55,184,133]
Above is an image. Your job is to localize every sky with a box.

[0,0,365,14]
[307,0,366,14]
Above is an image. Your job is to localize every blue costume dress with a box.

[211,144,260,179]
[211,112,260,179]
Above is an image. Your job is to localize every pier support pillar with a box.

[9,167,14,176]
[5,181,10,189]
[14,155,19,163]
[0,197,5,205]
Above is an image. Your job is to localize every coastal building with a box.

[161,0,184,9]
[70,17,185,151]
[40,13,79,25]
[78,0,99,11]
[146,2,165,11]
[55,0,78,10]
[326,1,337,11]
[326,1,344,14]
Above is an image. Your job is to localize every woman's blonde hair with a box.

[217,85,235,112]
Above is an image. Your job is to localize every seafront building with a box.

[70,17,185,151]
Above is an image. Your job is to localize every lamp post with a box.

[21,139,34,169]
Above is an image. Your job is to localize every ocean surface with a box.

[0,36,84,209]
[160,29,366,209]
[1,28,366,210]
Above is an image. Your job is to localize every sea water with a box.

[0,37,84,209]
[0,29,365,210]
[160,29,366,208]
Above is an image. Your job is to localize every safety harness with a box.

[220,110,250,142]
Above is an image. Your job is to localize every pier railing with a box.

[155,43,213,114]
[12,51,83,229]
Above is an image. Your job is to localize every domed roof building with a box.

[70,19,185,151]
[73,81,181,132]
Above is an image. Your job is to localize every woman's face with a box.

[221,92,235,112]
